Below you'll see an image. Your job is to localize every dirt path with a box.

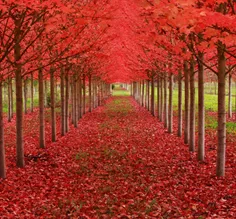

[0,96,235,218]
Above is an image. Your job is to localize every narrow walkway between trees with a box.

[1,95,235,218]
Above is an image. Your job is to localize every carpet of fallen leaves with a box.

[0,96,236,218]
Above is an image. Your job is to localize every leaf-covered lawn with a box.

[0,97,235,218]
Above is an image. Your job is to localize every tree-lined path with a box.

[0,0,236,218]
[0,91,235,218]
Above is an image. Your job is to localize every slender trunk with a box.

[178,70,182,137]
[60,68,65,136]
[228,74,232,118]
[142,80,144,107]
[198,52,205,161]
[168,73,173,133]
[8,77,12,122]
[24,78,28,114]
[50,68,56,142]
[38,67,45,148]
[3,83,7,103]
[184,61,190,144]
[139,81,142,105]
[157,77,160,119]
[10,79,13,119]
[78,75,82,119]
[147,80,150,111]
[216,42,226,177]
[164,74,168,128]
[65,73,69,133]
[73,74,78,127]
[15,19,24,167]
[83,75,86,115]
[160,77,163,122]
[30,73,34,113]
[0,80,6,178]
[71,76,74,125]
[89,75,92,112]
[151,76,155,116]
[44,80,48,107]
[189,59,195,152]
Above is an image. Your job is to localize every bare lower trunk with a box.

[60,68,65,136]
[74,74,78,127]
[198,52,205,161]
[65,73,69,133]
[15,19,24,167]
[30,73,34,113]
[160,77,163,122]
[142,80,144,107]
[10,79,13,119]
[168,73,173,133]
[157,77,160,119]
[8,77,12,122]
[178,70,182,137]
[50,68,56,142]
[0,80,6,178]
[24,78,28,114]
[228,74,232,118]
[164,74,168,128]
[189,59,195,152]
[147,80,150,111]
[71,76,75,125]
[83,75,86,115]
[44,80,48,107]
[89,75,92,112]
[78,75,82,119]
[151,76,155,116]
[184,61,190,144]
[216,42,226,177]
[39,68,45,148]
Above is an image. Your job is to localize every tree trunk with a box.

[71,76,74,125]
[198,52,205,161]
[157,77,160,119]
[10,79,13,119]
[160,77,163,122]
[216,42,226,177]
[83,74,86,115]
[147,80,150,111]
[65,73,69,133]
[0,80,6,178]
[8,77,12,122]
[44,80,48,107]
[151,76,155,116]
[24,78,28,115]
[73,74,78,127]
[178,70,182,137]
[189,59,195,152]
[164,74,168,128]
[228,74,232,118]
[50,67,56,142]
[39,67,45,148]
[168,73,173,133]
[15,19,24,167]
[60,68,65,136]
[184,61,190,144]
[142,80,144,107]
[78,75,82,119]
[89,75,92,112]
[30,73,34,113]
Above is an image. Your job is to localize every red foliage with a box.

[0,97,235,218]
